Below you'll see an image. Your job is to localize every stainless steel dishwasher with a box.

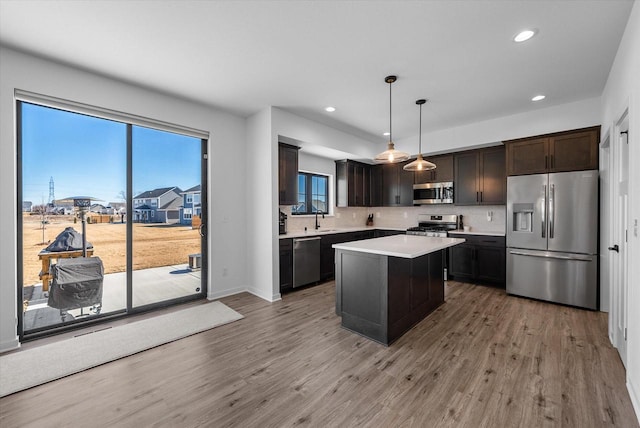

[293,236,321,288]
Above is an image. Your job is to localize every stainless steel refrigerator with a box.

[506,170,598,309]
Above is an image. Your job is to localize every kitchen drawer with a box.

[448,233,505,248]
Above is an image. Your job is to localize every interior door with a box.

[611,114,629,368]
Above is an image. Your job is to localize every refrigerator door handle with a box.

[541,184,546,238]
[509,250,593,262]
[549,184,555,239]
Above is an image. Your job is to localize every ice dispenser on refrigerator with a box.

[512,203,533,233]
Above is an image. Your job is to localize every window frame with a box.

[291,171,329,215]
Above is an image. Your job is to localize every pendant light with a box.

[403,99,436,172]
[374,75,410,163]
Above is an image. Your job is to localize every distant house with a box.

[179,185,201,225]
[133,187,182,223]
[108,202,126,214]
[22,201,32,212]
[90,203,107,213]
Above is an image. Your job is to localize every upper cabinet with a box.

[414,154,454,184]
[381,160,414,206]
[278,143,299,205]
[454,146,506,206]
[504,126,600,176]
[335,160,372,207]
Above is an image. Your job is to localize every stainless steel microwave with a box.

[413,181,454,205]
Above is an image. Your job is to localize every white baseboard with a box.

[208,284,281,303]
[628,379,640,425]
[0,337,21,354]
[245,285,281,302]
[207,286,247,301]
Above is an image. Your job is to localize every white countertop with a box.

[279,226,405,239]
[448,229,505,237]
[332,235,465,259]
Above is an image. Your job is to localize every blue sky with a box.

[21,103,201,205]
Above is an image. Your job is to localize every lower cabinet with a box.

[448,233,505,287]
[279,239,293,292]
[374,229,406,238]
[282,229,406,292]
[320,230,376,281]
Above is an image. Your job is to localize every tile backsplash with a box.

[281,204,506,234]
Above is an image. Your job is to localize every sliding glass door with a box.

[18,100,207,337]
[131,126,203,308]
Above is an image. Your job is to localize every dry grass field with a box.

[22,214,200,285]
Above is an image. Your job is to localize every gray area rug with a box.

[0,301,243,397]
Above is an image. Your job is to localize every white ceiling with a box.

[0,0,634,147]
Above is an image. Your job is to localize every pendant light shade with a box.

[403,99,436,172]
[374,76,410,163]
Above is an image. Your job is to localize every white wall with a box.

[272,107,378,160]
[0,47,248,352]
[395,97,602,155]
[600,1,640,420]
[246,107,281,302]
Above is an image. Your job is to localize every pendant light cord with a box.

[389,80,392,144]
[418,102,422,153]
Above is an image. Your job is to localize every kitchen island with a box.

[333,235,464,345]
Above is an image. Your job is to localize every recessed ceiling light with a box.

[383,132,390,136]
[532,95,546,101]
[325,106,336,112]
[514,29,536,42]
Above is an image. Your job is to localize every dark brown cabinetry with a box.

[454,146,506,205]
[278,143,299,205]
[448,233,505,286]
[381,160,414,206]
[504,126,600,176]
[370,165,383,207]
[414,154,454,184]
[320,230,376,281]
[335,160,371,207]
[279,238,293,291]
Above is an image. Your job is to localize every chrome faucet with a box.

[315,209,324,230]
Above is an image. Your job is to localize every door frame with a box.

[609,108,629,367]
[16,95,209,341]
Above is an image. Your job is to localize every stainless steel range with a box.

[406,214,459,237]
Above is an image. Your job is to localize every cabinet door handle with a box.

[476,191,479,202]
[480,191,483,203]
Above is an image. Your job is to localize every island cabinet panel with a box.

[335,248,446,346]
[504,126,600,176]
[337,251,388,341]
[320,230,376,281]
[278,143,299,205]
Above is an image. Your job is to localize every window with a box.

[186,194,193,204]
[183,208,193,219]
[193,193,200,204]
[292,172,328,215]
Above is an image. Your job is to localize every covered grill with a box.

[48,256,104,321]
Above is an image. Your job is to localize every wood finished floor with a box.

[0,280,637,427]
